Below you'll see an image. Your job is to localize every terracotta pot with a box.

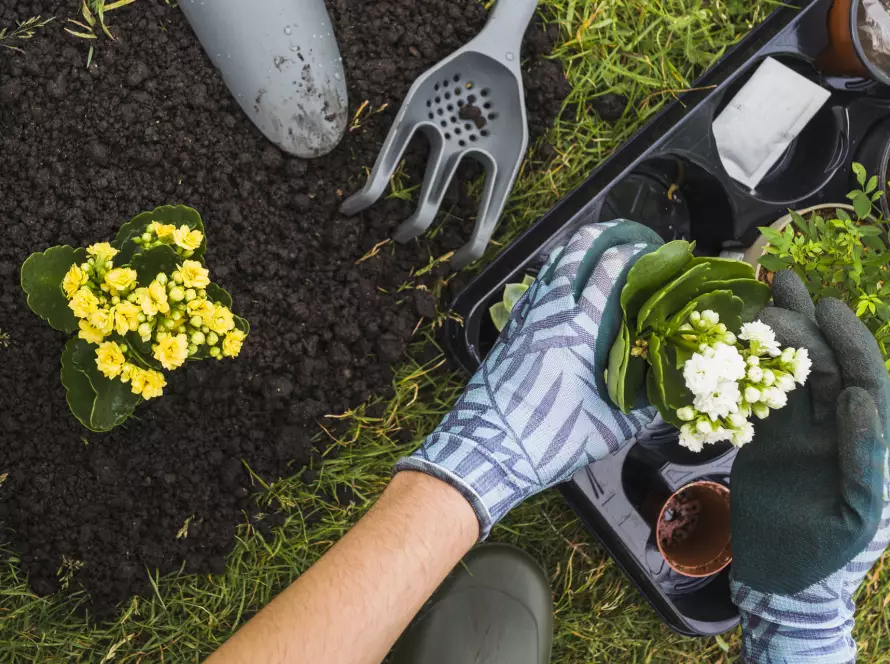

[818,0,890,85]
[656,481,732,578]
[742,203,856,280]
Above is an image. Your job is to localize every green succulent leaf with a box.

[206,283,233,308]
[636,262,710,334]
[521,275,536,288]
[701,279,771,323]
[21,245,86,333]
[114,205,207,264]
[61,338,142,432]
[620,240,693,320]
[686,256,755,281]
[503,283,530,310]
[124,332,163,370]
[646,335,687,428]
[130,245,181,284]
[665,290,743,335]
[490,303,510,332]
[234,314,250,336]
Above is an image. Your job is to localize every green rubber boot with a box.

[390,543,554,664]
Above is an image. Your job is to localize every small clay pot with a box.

[818,0,890,85]
[742,203,856,280]
[656,481,732,578]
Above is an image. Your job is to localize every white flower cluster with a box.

[676,314,811,452]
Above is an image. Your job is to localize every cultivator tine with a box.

[451,156,518,269]
[393,146,466,244]
[340,122,419,216]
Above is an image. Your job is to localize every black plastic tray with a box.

[445,0,890,636]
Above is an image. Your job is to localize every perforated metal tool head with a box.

[340,0,539,268]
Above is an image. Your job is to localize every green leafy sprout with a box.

[758,163,890,369]
[489,274,536,331]
[20,206,250,432]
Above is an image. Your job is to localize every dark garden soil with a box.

[0,0,568,612]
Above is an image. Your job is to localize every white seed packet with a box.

[712,57,831,189]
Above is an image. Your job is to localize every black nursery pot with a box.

[855,117,890,217]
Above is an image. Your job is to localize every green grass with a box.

[4,1,890,662]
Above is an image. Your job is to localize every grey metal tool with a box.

[340,0,539,268]
[181,0,348,158]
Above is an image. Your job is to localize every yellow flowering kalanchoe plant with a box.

[20,205,249,432]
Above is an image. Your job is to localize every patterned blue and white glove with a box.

[395,221,662,537]
[730,272,890,663]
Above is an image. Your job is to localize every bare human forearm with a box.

[206,471,478,664]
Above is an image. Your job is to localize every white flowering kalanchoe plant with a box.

[606,240,810,451]
[20,205,250,432]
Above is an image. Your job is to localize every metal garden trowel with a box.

[340,0,540,268]
[181,0,348,158]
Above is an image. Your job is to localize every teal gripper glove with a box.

[730,271,890,664]
[395,221,662,537]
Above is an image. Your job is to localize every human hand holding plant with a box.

[21,206,249,432]
[397,221,663,537]
[730,271,890,663]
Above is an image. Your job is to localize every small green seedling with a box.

[489,274,536,332]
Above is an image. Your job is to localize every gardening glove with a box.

[730,270,890,664]
[395,221,663,538]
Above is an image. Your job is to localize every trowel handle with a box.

[477,0,540,57]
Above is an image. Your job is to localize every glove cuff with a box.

[730,579,856,664]
[393,457,493,540]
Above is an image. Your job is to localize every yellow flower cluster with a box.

[62,229,246,405]
[140,221,204,257]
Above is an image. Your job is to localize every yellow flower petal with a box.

[209,305,235,335]
[78,319,106,345]
[173,225,203,252]
[113,301,141,336]
[104,267,138,295]
[95,341,126,379]
[221,329,246,358]
[153,333,189,371]
[180,260,210,289]
[69,287,100,319]
[86,242,118,262]
[62,264,88,298]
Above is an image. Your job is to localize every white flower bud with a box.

[702,310,720,326]
[689,311,701,324]
[728,412,746,428]
[781,347,795,363]
[745,386,762,403]
[747,366,763,383]
[715,323,727,334]
[762,369,775,386]
[677,406,696,422]
[747,355,760,366]
[678,323,694,333]
[723,332,737,345]
[776,374,796,392]
[696,419,713,434]
[763,387,787,409]
[753,402,770,419]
